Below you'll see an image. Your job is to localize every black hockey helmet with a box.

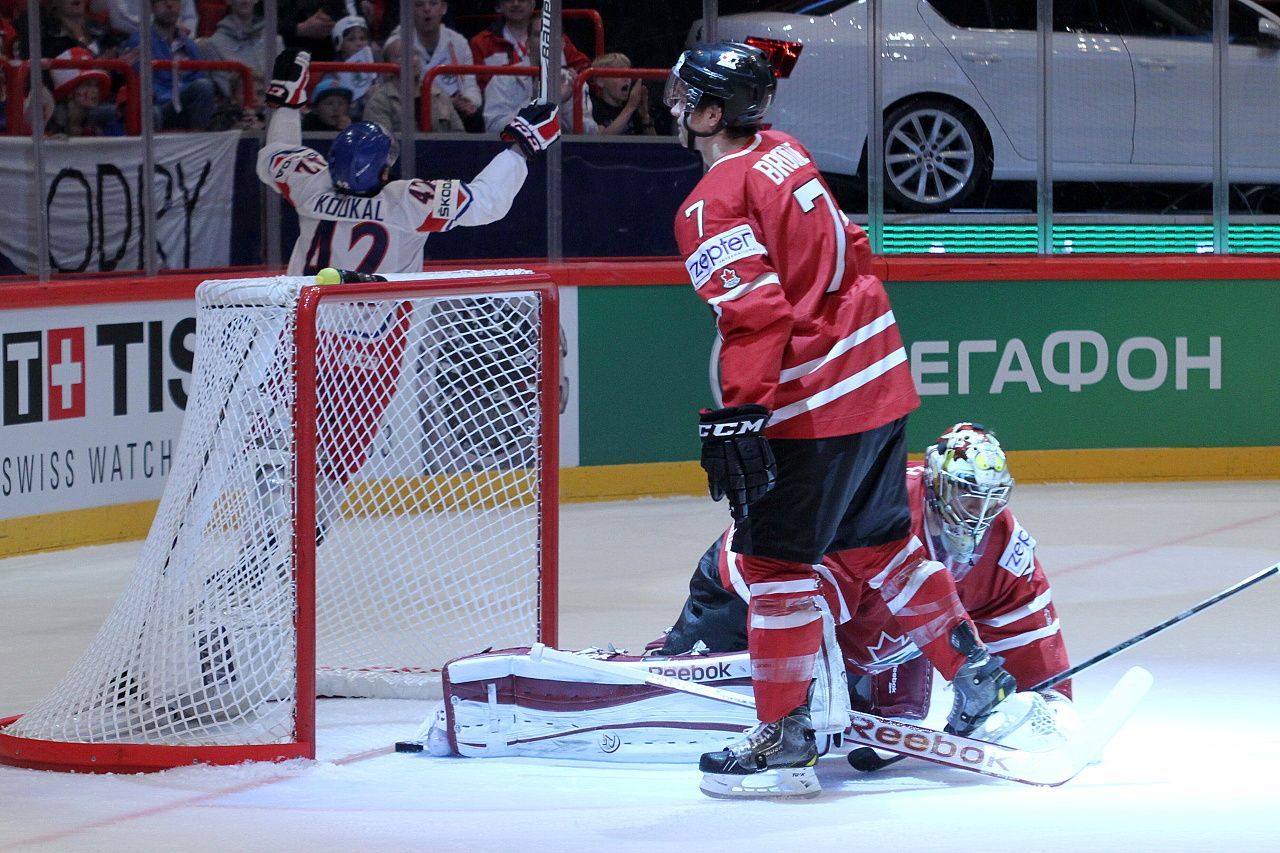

[665,41,776,133]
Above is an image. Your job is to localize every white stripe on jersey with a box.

[707,134,763,171]
[749,578,820,596]
[976,589,1055,628]
[984,619,1061,653]
[770,347,908,424]
[778,310,897,383]
[707,272,780,305]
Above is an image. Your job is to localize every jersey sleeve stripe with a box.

[706,272,781,306]
[778,310,897,383]
[748,578,821,596]
[770,346,907,425]
[984,619,1062,654]
[868,536,925,589]
[883,559,947,614]
[975,589,1055,628]
[749,611,824,630]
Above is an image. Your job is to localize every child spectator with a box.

[587,53,655,136]
[121,0,216,130]
[302,80,352,130]
[46,47,122,135]
[311,14,376,117]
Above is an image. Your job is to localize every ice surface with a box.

[1,482,1277,852]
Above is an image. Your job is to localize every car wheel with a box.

[882,99,990,212]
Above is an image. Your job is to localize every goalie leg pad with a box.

[435,647,758,762]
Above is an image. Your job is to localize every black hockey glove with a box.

[501,102,561,160]
[266,49,311,109]
[947,621,1017,735]
[698,405,776,519]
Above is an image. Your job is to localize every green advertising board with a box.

[576,278,1280,467]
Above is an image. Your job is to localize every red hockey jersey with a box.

[673,130,919,439]
[835,466,1071,696]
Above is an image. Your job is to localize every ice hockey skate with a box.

[698,705,820,799]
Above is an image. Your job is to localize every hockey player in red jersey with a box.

[257,49,560,275]
[665,42,1015,798]
[658,423,1075,730]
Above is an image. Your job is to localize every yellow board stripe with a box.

[2,448,1276,558]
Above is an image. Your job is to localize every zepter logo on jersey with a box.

[684,223,765,289]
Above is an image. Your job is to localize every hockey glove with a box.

[698,405,776,518]
[946,621,1017,735]
[266,49,311,109]
[501,102,561,160]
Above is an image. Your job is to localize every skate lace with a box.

[730,720,780,758]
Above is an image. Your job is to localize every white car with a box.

[704,0,1280,211]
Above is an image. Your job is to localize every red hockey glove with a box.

[501,102,561,160]
[698,405,776,519]
[266,49,311,109]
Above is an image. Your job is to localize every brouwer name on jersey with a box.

[751,142,812,186]
[311,193,385,221]
[684,223,765,289]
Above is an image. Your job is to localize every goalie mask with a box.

[664,41,776,148]
[924,423,1013,562]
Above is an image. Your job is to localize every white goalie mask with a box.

[924,423,1014,562]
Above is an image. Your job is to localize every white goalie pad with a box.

[430,637,851,762]
[435,647,756,762]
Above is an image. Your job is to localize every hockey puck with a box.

[395,740,425,753]
[846,747,888,772]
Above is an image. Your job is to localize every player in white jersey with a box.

[256,49,561,275]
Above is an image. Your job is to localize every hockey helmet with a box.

[329,122,395,195]
[924,423,1013,561]
[664,41,776,134]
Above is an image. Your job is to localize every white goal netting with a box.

[2,271,552,753]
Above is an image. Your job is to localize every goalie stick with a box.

[848,561,1279,773]
[419,645,1147,787]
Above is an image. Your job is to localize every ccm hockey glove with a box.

[501,102,561,160]
[266,49,311,109]
[698,405,776,518]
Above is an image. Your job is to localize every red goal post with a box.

[0,269,559,773]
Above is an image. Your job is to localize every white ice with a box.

[1,481,1278,852]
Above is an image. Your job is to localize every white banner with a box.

[1,300,195,520]
[0,133,240,275]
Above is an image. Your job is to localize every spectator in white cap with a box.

[311,14,376,118]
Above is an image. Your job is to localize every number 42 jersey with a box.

[257,142,529,275]
[674,130,919,440]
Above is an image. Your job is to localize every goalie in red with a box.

[421,424,1080,781]
[256,49,560,276]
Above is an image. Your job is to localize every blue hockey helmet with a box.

[329,122,394,195]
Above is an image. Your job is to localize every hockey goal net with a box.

[0,270,558,772]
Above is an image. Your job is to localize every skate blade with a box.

[699,766,821,799]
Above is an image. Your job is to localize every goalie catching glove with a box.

[266,49,311,109]
[501,102,561,160]
[698,405,776,519]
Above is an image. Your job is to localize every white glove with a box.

[501,102,561,160]
[266,49,311,109]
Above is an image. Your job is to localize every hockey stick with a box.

[537,0,553,104]
[526,645,1147,786]
[848,561,1279,773]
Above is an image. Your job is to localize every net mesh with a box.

[5,273,547,747]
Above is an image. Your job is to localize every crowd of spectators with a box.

[1,0,675,137]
